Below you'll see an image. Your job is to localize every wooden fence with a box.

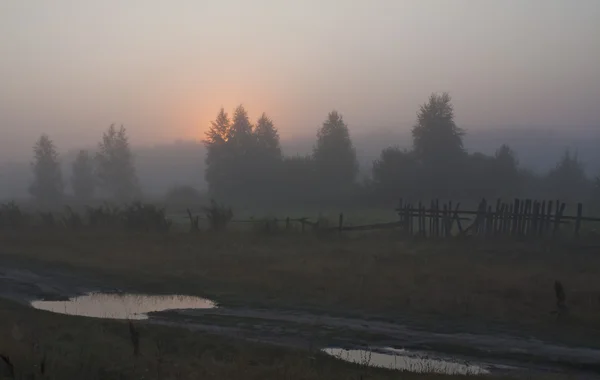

[333,198,600,239]
[185,198,600,240]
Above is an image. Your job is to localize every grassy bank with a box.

[2,230,600,346]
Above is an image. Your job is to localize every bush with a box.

[121,202,172,232]
[86,203,121,227]
[203,200,233,232]
[0,202,29,229]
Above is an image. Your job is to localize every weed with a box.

[128,320,140,357]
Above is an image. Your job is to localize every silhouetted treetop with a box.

[412,92,465,163]
[228,105,254,147]
[254,113,281,160]
[204,107,230,145]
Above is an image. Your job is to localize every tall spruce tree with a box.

[95,124,140,201]
[254,113,281,160]
[313,111,358,193]
[411,92,466,197]
[30,134,64,205]
[203,108,232,195]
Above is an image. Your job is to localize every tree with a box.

[71,150,95,202]
[95,124,140,201]
[203,108,232,195]
[29,134,64,205]
[492,144,522,197]
[279,155,318,203]
[313,111,358,194]
[546,150,589,202]
[228,105,254,149]
[371,147,420,201]
[203,105,262,201]
[204,107,230,146]
[252,113,283,195]
[412,92,465,162]
[411,92,466,197]
[254,113,281,161]
[465,152,496,199]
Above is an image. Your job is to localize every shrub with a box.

[121,202,172,232]
[0,202,29,229]
[203,200,233,232]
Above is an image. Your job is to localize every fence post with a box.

[522,199,532,237]
[553,201,565,238]
[429,200,435,237]
[435,199,440,238]
[493,199,501,235]
[417,201,423,237]
[538,201,546,237]
[531,201,539,237]
[338,213,344,234]
[574,203,583,238]
[511,199,520,237]
[408,204,414,236]
[453,202,462,235]
[545,201,554,237]
[486,205,493,237]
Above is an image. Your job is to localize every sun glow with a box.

[178,93,276,142]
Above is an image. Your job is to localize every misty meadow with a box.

[2,1,600,379]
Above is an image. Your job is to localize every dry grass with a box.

[2,230,600,345]
[0,298,510,380]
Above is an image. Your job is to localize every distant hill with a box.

[1,126,599,200]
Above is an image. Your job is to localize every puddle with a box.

[324,347,491,375]
[31,293,216,320]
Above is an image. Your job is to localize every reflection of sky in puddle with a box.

[324,347,490,375]
[31,293,216,320]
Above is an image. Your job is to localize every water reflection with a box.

[31,293,216,320]
[323,347,490,375]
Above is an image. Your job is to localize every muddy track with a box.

[1,260,600,378]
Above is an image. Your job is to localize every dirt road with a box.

[1,259,600,378]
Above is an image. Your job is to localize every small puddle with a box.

[31,293,216,320]
[324,347,491,375]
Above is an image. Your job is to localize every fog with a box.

[1,1,599,201]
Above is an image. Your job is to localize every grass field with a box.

[2,229,600,349]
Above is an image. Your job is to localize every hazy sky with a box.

[1,0,599,159]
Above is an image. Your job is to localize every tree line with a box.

[30,124,140,207]
[27,92,600,209]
